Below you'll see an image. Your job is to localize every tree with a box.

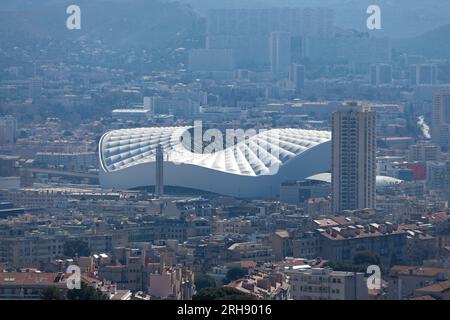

[324,252,384,273]
[225,267,248,284]
[324,260,367,273]
[41,287,65,300]
[195,274,216,291]
[63,240,90,258]
[67,283,108,300]
[193,287,254,300]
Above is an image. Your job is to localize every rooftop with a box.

[0,272,67,288]
[390,266,450,278]
[415,280,450,295]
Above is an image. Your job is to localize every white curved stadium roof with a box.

[99,126,332,198]
[306,173,404,188]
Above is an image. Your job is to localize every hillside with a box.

[395,23,450,60]
[0,0,205,71]
[0,0,204,49]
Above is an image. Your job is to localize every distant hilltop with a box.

[396,23,450,60]
[0,0,204,50]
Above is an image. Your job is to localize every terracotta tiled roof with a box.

[0,272,67,288]
[429,212,449,224]
[410,295,437,300]
[390,266,450,277]
[416,280,450,294]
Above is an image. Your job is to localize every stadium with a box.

[99,126,332,198]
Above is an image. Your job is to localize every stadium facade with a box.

[99,126,331,198]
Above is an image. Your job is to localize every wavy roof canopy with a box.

[100,126,331,176]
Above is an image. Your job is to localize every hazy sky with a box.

[1,0,450,39]
[176,0,450,38]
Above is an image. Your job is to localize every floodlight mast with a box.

[155,144,164,197]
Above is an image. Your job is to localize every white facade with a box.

[99,126,331,198]
[269,32,291,76]
[370,64,392,86]
[285,267,368,300]
[410,64,437,86]
[0,116,17,145]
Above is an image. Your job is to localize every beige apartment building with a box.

[332,102,376,213]
[432,90,450,151]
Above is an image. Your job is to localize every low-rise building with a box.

[227,242,274,263]
[0,271,68,300]
[386,265,450,299]
[263,231,291,261]
[413,279,450,300]
[317,222,407,267]
[227,270,289,300]
[284,267,368,300]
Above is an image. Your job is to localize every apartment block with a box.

[285,267,368,300]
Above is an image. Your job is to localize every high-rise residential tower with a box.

[289,64,306,91]
[0,116,17,145]
[432,90,450,151]
[332,102,376,213]
[269,32,291,76]
[370,64,392,86]
[409,64,438,86]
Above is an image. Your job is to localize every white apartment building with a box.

[285,267,368,300]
